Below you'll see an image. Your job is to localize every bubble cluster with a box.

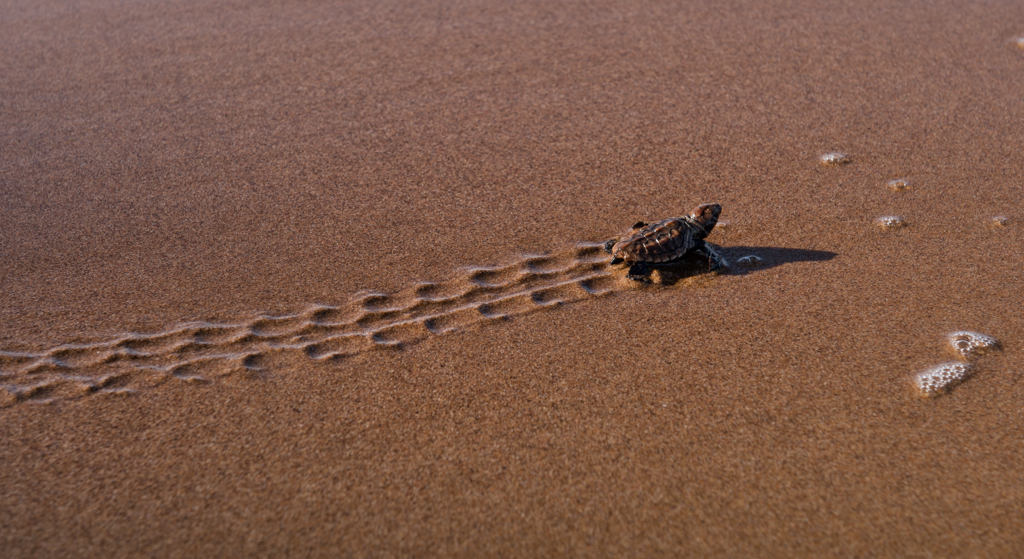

[991,216,1010,228]
[913,331,1001,398]
[819,152,850,166]
[874,216,906,230]
[886,178,911,192]
[948,331,1000,359]
[915,362,973,398]
[735,255,763,268]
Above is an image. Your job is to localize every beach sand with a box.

[2,0,1024,556]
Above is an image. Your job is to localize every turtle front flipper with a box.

[605,239,625,264]
[626,261,653,284]
[696,240,729,272]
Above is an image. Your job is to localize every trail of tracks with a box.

[0,242,621,405]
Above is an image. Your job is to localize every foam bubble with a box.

[819,152,850,166]
[886,178,911,192]
[874,216,906,230]
[736,255,763,268]
[915,362,973,397]
[1014,37,1024,49]
[991,216,1010,228]
[948,331,999,359]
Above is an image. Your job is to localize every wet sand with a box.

[2,0,1024,556]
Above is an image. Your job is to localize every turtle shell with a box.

[610,217,703,263]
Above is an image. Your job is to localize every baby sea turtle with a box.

[603,203,728,283]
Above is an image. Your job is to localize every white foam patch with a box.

[949,331,999,359]
[819,152,850,166]
[915,362,973,397]
[875,216,906,230]
[886,178,911,191]
[736,255,763,267]
[991,216,1010,228]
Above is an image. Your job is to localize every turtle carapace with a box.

[603,203,728,283]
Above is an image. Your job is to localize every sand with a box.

[2,0,1024,556]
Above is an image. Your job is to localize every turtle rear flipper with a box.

[603,239,616,254]
[626,261,652,284]
[631,221,648,229]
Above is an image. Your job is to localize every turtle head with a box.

[688,203,721,238]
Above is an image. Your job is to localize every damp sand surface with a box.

[3,0,1024,556]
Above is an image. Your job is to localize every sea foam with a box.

[915,362,973,397]
[948,331,1000,359]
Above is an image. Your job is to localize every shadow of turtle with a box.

[722,246,838,273]
[646,246,838,286]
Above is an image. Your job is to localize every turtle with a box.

[603,203,728,283]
